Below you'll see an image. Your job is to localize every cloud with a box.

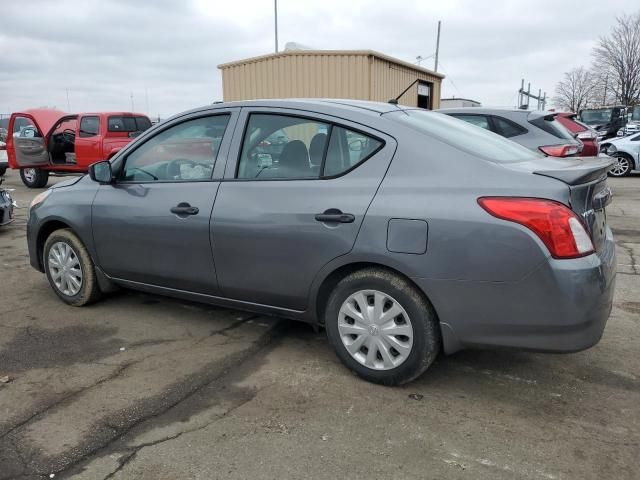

[0,0,637,117]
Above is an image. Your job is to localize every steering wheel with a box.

[166,158,196,179]
[60,129,76,143]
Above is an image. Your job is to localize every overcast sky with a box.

[1,0,637,118]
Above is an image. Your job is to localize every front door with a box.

[211,109,396,310]
[92,110,237,295]
[8,114,50,167]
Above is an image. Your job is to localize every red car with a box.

[6,109,152,187]
[555,112,599,157]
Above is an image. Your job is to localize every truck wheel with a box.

[20,168,49,188]
[0,165,6,176]
[325,268,441,385]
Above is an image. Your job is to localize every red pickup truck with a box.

[6,109,152,187]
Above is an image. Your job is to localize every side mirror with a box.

[89,160,113,184]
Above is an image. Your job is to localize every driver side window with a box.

[122,115,230,182]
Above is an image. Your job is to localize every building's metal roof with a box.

[218,49,445,79]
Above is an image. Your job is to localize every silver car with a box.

[601,132,640,176]
[26,100,616,385]
[439,107,583,158]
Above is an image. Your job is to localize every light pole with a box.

[274,0,279,53]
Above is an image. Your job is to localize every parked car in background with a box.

[616,107,640,137]
[27,99,616,385]
[438,108,583,157]
[600,132,640,177]
[6,109,152,188]
[0,141,7,176]
[556,112,600,157]
[0,176,15,226]
[578,106,628,140]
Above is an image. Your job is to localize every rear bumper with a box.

[415,227,616,354]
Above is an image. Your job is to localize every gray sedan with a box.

[26,99,616,385]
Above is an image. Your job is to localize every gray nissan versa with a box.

[26,99,616,385]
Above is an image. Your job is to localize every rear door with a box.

[7,113,50,167]
[211,108,396,310]
[74,115,102,166]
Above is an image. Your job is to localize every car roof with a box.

[174,98,410,121]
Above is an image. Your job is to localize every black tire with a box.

[20,168,49,188]
[43,228,102,306]
[608,154,633,177]
[0,165,6,177]
[325,268,440,385]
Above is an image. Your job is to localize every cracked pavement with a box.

[1,172,639,480]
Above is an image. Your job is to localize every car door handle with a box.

[170,203,199,216]
[315,210,355,223]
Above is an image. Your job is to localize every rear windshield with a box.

[108,116,152,133]
[530,115,575,140]
[387,110,542,163]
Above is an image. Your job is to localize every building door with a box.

[417,82,432,109]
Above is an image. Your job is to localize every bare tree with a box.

[592,12,640,105]
[552,67,597,112]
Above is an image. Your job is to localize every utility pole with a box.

[66,88,70,111]
[274,0,279,53]
[434,20,441,72]
[130,92,135,111]
[602,74,608,106]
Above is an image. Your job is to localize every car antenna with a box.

[388,79,420,105]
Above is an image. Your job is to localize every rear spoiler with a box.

[533,157,615,185]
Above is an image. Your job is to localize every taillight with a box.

[577,130,597,140]
[478,197,594,259]
[539,144,579,157]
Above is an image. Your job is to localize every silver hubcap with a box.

[610,156,630,176]
[338,290,414,370]
[23,168,36,183]
[48,242,83,296]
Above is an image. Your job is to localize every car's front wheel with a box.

[20,167,49,188]
[43,229,101,306]
[608,154,633,177]
[325,268,440,385]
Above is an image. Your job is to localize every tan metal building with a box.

[218,50,444,109]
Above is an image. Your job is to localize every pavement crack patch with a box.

[0,362,131,440]
[206,314,261,338]
[51,323,284,478]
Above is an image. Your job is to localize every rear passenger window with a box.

[238,114,328,179]
[237,113,382,179]
[323,127,382,177]
[493,117,527,138]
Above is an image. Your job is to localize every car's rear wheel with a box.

[20,167,49,188]
[325,268,440,385]
[43,229,101,306]
[608,154,633,177]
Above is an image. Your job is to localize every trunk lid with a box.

[506,156,614,253]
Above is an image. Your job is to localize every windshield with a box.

[387,110,542,163]
[580,109,613,125]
